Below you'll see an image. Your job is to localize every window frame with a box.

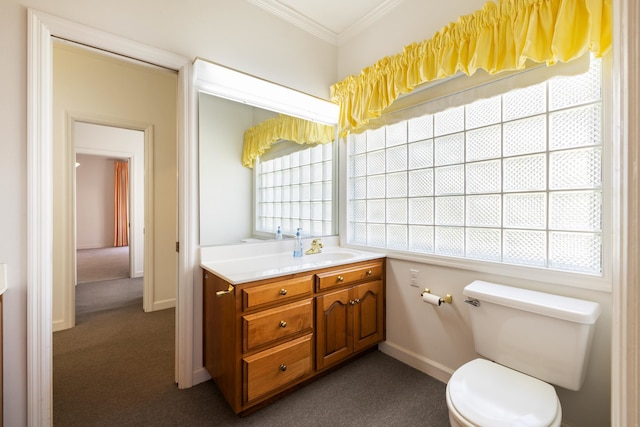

[339,54,614,292]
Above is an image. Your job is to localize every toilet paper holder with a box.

[421,288,453,305]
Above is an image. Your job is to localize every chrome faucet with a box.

[305,239,323,255]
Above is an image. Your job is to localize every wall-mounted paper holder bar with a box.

[421,288,453,305]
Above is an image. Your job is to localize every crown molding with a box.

[338,0,403,45]
[247,0,402,46]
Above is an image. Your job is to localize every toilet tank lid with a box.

[464,280,601,324]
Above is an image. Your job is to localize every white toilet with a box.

[446,280,601,427]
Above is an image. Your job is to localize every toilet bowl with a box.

[446,359,561,427]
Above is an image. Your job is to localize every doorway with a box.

[51,41,178,333]
[29,9,194,424]
[74,123,145,283]
[75,154,131,285]
[74,123,146,325]
[50,34,181,420]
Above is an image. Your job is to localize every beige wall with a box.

[337,0,488,80]
[52,42,178,330]
[75,154,114,249]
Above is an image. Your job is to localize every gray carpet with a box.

[54,278,449,426]
[77,246,130,284]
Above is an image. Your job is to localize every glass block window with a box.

[256,143,333,237]
[346,58,604,275]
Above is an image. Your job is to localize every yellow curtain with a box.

[113,161,129,247]
[330,0,612,135]
[242,114,335,168]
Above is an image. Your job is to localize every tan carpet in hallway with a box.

[76,246,130,284]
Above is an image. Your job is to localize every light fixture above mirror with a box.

[194,58,339,125]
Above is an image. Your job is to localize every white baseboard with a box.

[152,298,175,311]
[192,366,211,387]
[52,318,69,333]
[77,243,112,250]
[379,341,454,384]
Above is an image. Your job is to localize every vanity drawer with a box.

[242,275,313,311]
[243,335,312,404]
[315,261,384,292]
[242,299,313,353]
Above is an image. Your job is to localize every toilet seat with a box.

[447,358,561,427]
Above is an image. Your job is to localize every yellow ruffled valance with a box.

[242,114,335,168]
[330,0,612,136]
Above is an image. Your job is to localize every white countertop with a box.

[200,245,385,284]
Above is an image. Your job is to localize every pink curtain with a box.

[113,161,129,247]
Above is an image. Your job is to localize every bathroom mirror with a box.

[195,58,339,246]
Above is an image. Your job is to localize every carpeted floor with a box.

[77,246,130,284]
[53,278,450,426]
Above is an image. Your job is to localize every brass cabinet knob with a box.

[280,320,287,328]
[337,276,344,282]
[280,364,287,372]
[279,288,287,295]
[366,270,372,276]
[349,298,360,305]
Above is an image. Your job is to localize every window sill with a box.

[342,243,612,293]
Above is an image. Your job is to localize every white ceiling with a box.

[247,0,403,45]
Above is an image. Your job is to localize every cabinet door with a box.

[315,287,352,370]
[202,271,238,410]
[352,280,384,353]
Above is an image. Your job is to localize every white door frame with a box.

[27,9,197,425]
[612,0,640,425]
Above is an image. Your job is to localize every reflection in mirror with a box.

[195,59,339,246]
[246,113,336,241]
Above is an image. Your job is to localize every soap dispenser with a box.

[293,228,303,257]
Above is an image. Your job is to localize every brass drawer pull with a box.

[280,364,287,372]
[279,288,288,295]
[280,320,287,328]
[337,276,344,282]
[216,284,233,297]
[366,270,373,276]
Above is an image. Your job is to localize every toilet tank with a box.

[463,280,601,391]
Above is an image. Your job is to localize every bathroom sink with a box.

[202,247,383,284]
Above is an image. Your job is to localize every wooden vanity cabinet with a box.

[203,258,385,415]
[315,263,385,370]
